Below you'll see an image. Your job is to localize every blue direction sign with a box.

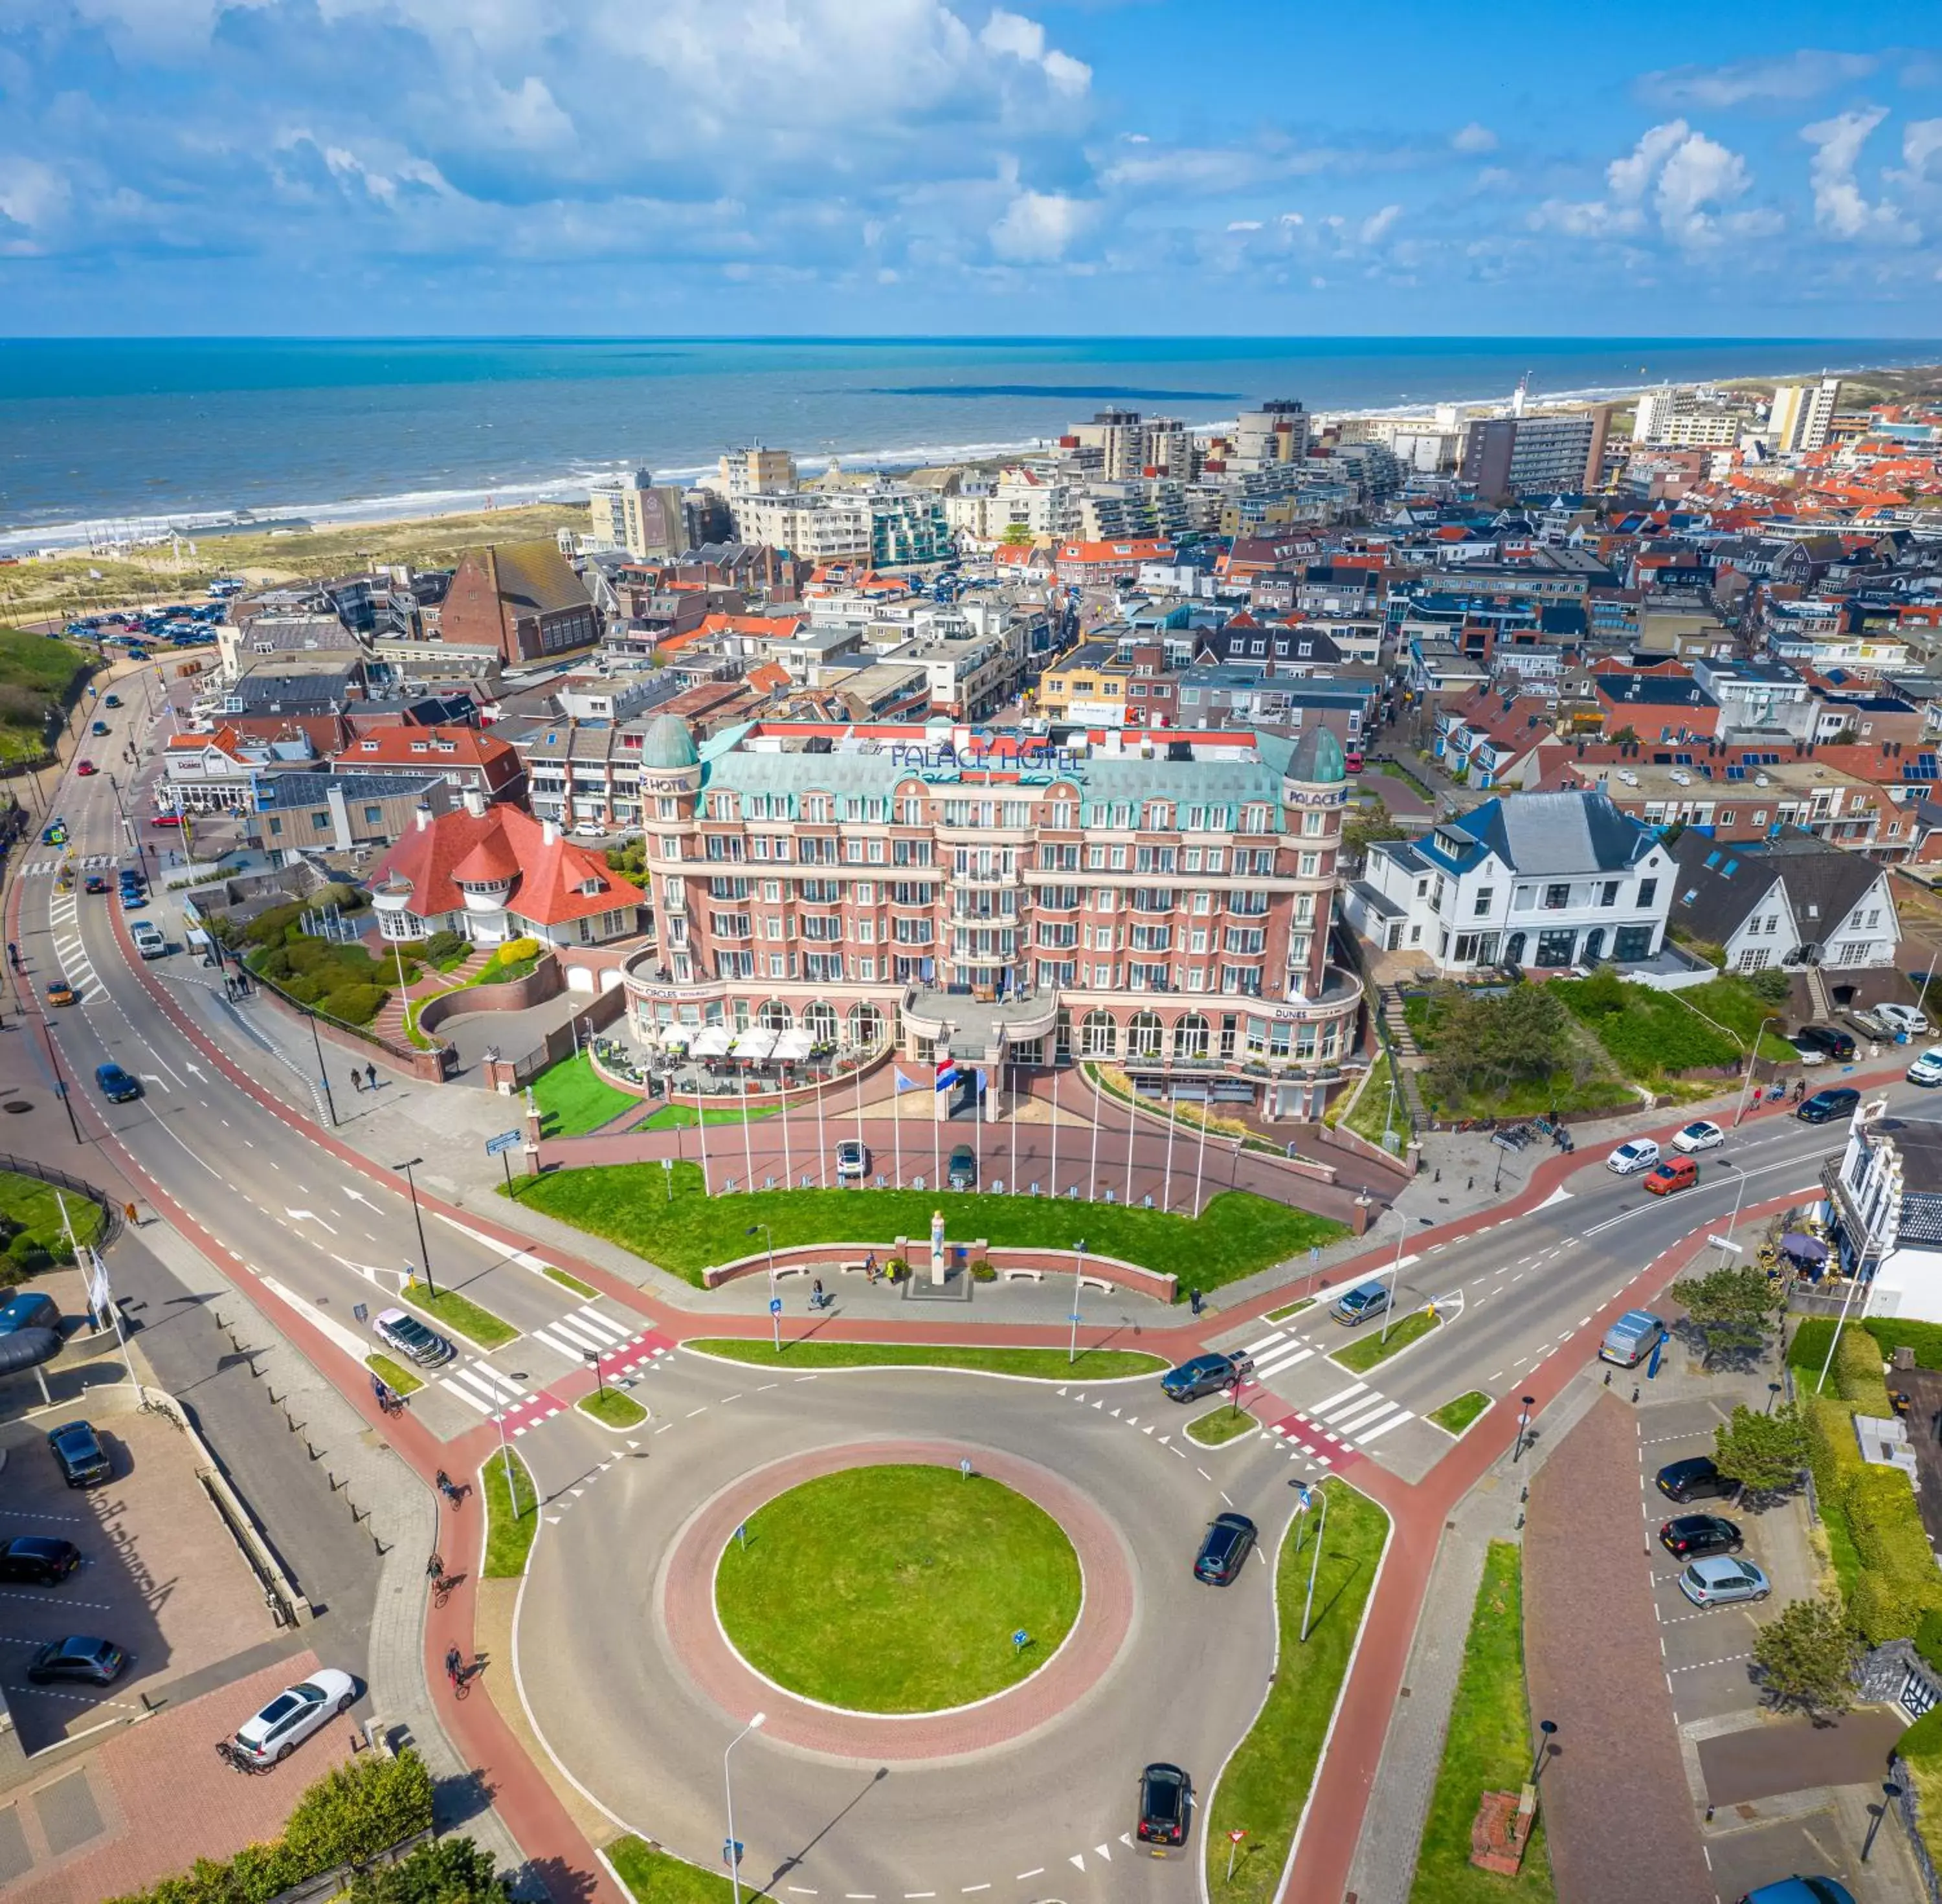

[769,1296,783,1316]
[484,1129,523,1158]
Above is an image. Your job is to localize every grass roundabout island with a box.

[713,1463,1082,1714]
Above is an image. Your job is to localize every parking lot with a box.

[0,1400,278,1752]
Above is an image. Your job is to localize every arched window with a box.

[848,1002,885,1049]
[757,1000,792,1031]
[802,1002,837,1045]
[1126,1011,1164,1061]
[1172,1012,1210,1061]
[1081,1010,1117,1057]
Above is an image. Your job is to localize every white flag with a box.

[87,1246,112,1318]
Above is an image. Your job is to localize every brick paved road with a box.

[1525,1391,1710,1904]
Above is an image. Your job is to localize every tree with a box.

[1752,1595,1858,1718]
[1713,1400,1808,1497]
[347,1837,512,1904]
[1343,795,1407,862]
[1000,522,1035,546]
[1668,1263,1780,1368]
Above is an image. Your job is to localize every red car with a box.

[1644,1157,1699,1197]
[149,813,183,828]
[75,760,96,776]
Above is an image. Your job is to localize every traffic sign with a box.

[769,1296,783,1315]
[484,1129,522,1157]
[722,1840,743,1866]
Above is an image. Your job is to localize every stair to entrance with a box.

[1804,963,1833,1024]
[1379,982,1421,1058]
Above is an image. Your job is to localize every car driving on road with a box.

[1908,1048,1942,1087]
[1643,1157,1699,1197]
[371,1307,454,1368]
[1671,1120,1724,1153]
[1606,1138,1660,1175]
[1797,1087,1860,1125]
[1193,1512,1258,1586]
[1135,1762,1192,1850]
[1161,1353,1250,1402]
[1331,1279,1391,1326]
[94,1063,140,1103]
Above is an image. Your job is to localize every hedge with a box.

[107,1749,434,1904]
[1789,1315,1942,1375]
[1832,1324,1895,1418]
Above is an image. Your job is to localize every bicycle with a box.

[445,1646,471,1698]
[427,1553,457,1606]
[436,1469,464,1510]
[216,1739,271,1776]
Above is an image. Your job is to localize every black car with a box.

[1793,1024,1857,1063]
[1798,1087,1861,1125]
[1136,1762,1192,1849]
[0,1290,58,1335]
[27,1636,126,1685]
[48,1421,112,1489]
[0,1536,82,1585]
[1194,1513,1258,1586]
[1161,1352,1250,1402]
[1658,1514,1743,1560]
[1655,1456,1732,1504]
[947,1144,976,1190]
[95,1063,141,1104]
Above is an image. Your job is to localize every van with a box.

[129,921,166,960]
[1600,1309,1666,1367]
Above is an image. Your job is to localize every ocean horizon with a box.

[2,333,1935,553]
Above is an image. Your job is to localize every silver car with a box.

[372,1306,454,1367]
[1677,1555,1770,1608]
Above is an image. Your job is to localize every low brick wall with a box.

[587,1038,893,1109]
[416,953,563,1035]
[700,1239,1177,1302]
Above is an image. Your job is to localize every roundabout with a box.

[511,1353,1331,1901]
[711,1461,1082,1715]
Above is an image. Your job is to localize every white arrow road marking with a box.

[259,1274,371,1361]
[138,1073,172,1091]
[330,1255,408,1289]
[287,1209,339,1234]
[183,1061,205,1079]
[343,1188,378,1207]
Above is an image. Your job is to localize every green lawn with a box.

[507,1160,1348,1295]
[0,1168,104,1274]
[607,1836,735,1903]
[1401,996,1636,1121]
[403,1280,517,1350]
[579,1386,648,1428]
[482,1448,539,1578]
[364,1353,423,1398]
[634,1100,781,1131]
[1332,1307,1440,1374]
[1266,1297,1315,1323]
[687,1338,1166,1380]
[716,1465,1080,1712]
[1429,1391,1493,1436]
[1409,1541,1554,1904]
[1340,1052,1405,1151]
[1207,1482,1390,1904]
[530,1052,642,1138]
[1187,1405,1258,1446]
[0,625,89,762]
[542,1265,599,1299]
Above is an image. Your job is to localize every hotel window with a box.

[1051,801,1075,828]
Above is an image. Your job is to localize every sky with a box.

[0,2,1939,337]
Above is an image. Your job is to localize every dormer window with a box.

[581,878,603,897]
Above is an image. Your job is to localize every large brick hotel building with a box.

[618,713,1364,1122]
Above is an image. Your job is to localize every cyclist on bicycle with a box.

[445,1644,463,1687]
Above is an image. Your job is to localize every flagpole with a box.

[855,1028,866,1185]
[1163,1089,1177,1212]
[1010,1060,1018,1195]
[1193,1099,1209,1214]
[1124,1072,1137,1204]
[1088,1063,1101,1202]
[740,1066,755,1191]
[815,1067,825,1190]
[932,1050,942,1189]
[975,1068,983,1187]
[1051,1062,1060,1197]
[696,1067,711,1195]
[894,1066,904,1189]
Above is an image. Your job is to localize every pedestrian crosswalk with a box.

[1238,1323,1420,1451]
[531,1302,638,1366]
[1238,1324,1318,1385]
[19,855,117,878]
[437,1357,531,1415]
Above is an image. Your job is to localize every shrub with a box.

[1791,1315,1942,1375]
[244,901,306,947]
[1841,1465,1942,1643]
[256,946,295,982]
[1833,1325,1895,1417]
[8,1232,50,1274]
[282,973,326,1004]
[320,983,387,1026]
[1748,965,1792,1004]
[424,929,467,963]
[1916,1608,1942,1676]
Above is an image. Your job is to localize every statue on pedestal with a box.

[930,1208,946,1285]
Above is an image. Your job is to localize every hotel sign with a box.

[890,739,1082,774]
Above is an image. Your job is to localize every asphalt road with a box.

[514,1350,1310,1903]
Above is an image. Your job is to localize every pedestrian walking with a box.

[123,1201,139,1228]
[350,1070,364,1094]
[1792,1078,1806,1103]
[365,1062,377,1092]
[1189,1286,1203,1316]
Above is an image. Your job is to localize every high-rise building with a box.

[1459,406,1612,502]
[1767,378,1841,454]
[1231,400,1310,467]
[717,445,799,499]
[588,467,689,560]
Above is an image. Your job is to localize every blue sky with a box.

[0,1,1938,336]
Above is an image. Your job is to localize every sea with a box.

[1,335,1936,555]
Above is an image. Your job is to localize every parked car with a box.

[1797,1087,1860,1125]
[118,886,147,911]
[130,921,166,959]
[1601,1310,1666,1367]
[1677,1555,1770,1608]
[150,814,183,828]
[1877,1002,1930,1038]
[74,760,96,777]
[370,1307,453,1368]
[1161,1353,1250,1402]
[48,1421,111,1489]
[834,1139,869,1181]
[1606,1138,1661,1175]
[1671,1120,1724,1153]
[1644,1157,1699,1197]
[0,1290,58,1334]
[1908,1048,1942,1087]
[1656,1456,1733,1504]
[27,1636,126,1685]
[1736,1879,1855,1904]
[229,1668,357,1766]
[1792,1024,1856,1063]
[1658,1515,1743,1560]
[89,720,108,737]
[1193,1513,1258,1586]
[1331,1279,1391,1327]
[0,1536,82,1584]
[1135,1762,1192,1850]
[947,1144,976,1190]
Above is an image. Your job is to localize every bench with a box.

[999,1268,1044,1284]
[838,1260,874,1276]
[1079,1274,1112,1294]
[771,1263,812,1280]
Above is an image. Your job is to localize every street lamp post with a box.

[308,1009,337,1127]
[1862,1780,1902,1863]
[1380,1204,1410,1344]
[1528,1718,1557,1786]
[393,1157,436,1297]
[723,1712,766,1904]
[1299,1483,1330,1643]
[1513,1393,1536,1460]
[1068,1237,1086,1366]
[1733,1014,1784,1127]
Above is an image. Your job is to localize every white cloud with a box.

[0,154,69,232]
[1359,203,1401,243]
[1451,122,1496,155]
[979,8,1091,96]
[1608,121,1691,205]
[1225,217,1261,230]
[1803,107,1919,242]
[1653,128,1758,244]
[1533,120,1774,249]
[1894,118,1942,186]
[1640,50,1878,109]
[988,187,1089,260]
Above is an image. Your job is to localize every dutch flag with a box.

[935,1052,959,1092]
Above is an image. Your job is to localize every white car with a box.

[1908,1048,1942,1087]
[1671,1120,1724,1154]
[230,1668,357,1766]
[1607,1139,1661,1176]
[835,1139,868,1180]
[1878,1002,1930,1037]
[129,920,166,960]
